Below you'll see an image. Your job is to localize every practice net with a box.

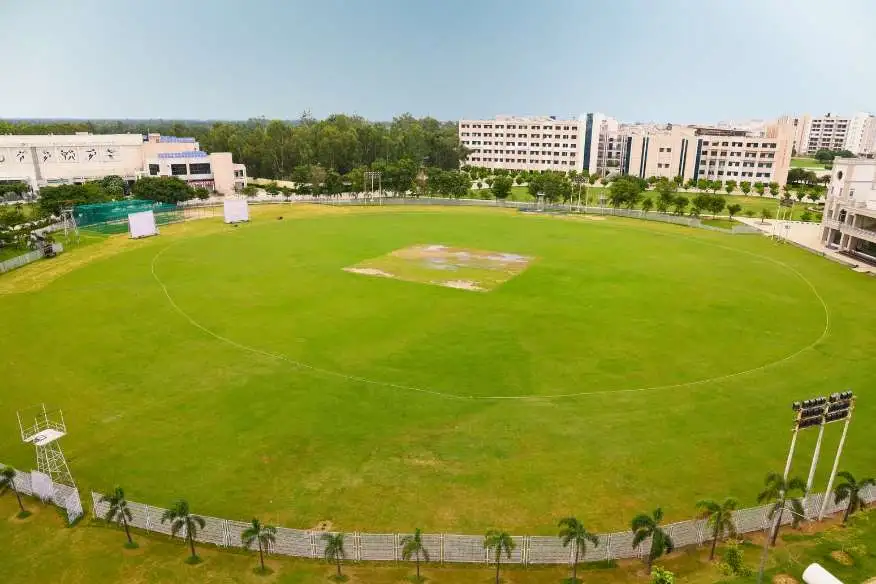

[73,200,184,234]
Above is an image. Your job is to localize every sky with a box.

[2,0,875,123]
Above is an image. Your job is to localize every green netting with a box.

[73,200,184,234]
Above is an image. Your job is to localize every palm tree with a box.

[558,517,599,583]
[834,471,876,524]
[242,518,277,573]
[641,197,654,214]
[631,508,674,573]
[696,498,738,560]
[757,473,806,546]
[100,486,135,547]
[401,528,430,581]
[484,529,515,584]
[0,467,26,515]
[161,499,206,562]
[322,532,346,578]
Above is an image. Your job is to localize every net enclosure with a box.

[73,200,184,234]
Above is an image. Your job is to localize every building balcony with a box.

[823,218,841,229]
[842,224,876,244]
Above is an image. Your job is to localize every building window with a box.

[189,163,211,175]
[148,164,159,176]
[170,164,187,176]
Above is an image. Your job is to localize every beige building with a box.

[0,132,247,195]
[622,121,793,185]
[821,158,876,263]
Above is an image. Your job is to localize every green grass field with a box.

[1,204,873,537]
[791,157,828,169]
[3,494,875,584]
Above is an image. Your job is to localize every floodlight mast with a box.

[818,393,855,519]
[758,391,856,584]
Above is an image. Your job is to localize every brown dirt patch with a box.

[8,505,39,523]
[313,520,333,532]
[773,574,798,584]
[830,550,854,566]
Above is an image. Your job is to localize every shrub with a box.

[718,541,752,577]
[800,211,812,222]
[743,209,755,217]
[651,566,674,584]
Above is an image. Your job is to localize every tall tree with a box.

[558,517,599,583]
[131,177,194,203]
[400,528,430,581]
[631,508,674,573]
[100,486,135,547]
[490,176,513,203]
[160,500,206,562]
[322,532,346,578]
[484,529,516,584]
[696,498,738,560]
[833,471,876,524]
[757,473,806,546]
[242,518,277,573]
[0,467,26,515]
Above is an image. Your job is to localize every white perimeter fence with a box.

[1,460,873,563]
[178,195,762,235]
[0,243,63,274]
[0,464,82,523]
[82,486,875,565]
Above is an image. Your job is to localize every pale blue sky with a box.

[2,0,875,122]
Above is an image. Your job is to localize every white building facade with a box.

[821,158,876,263]
[795,112,876,156]
[0,132,247,195]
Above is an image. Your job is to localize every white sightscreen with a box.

[128,211,158,238]
[224,199,249,223]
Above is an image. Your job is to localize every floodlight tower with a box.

[364,171,382,205]
[16,405,75,487]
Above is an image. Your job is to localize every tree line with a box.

[3,467,871,582]
[0,115,470,180]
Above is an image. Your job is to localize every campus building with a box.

[623,121,794,185]
[794,112,876,156]
[458,115,588,172]
[821,158,876,263]
[460,114,793,185]
[0,133,247,195]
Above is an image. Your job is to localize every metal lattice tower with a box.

[59,208,80,243]
[17,405,75,487]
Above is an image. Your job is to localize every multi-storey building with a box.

[794,112,876,156]
[0,132,247,195]
[621,121,794,185]
[843,113,876,156]
[458,115,587,172]
[459,114,793,185]
[821,158,876,263]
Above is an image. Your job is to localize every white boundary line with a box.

[149,207,831,401]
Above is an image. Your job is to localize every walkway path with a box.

[736,217,875,274]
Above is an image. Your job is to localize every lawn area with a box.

[2,495,875,584]
[700,218,737,229]
[1,204,873,537]
[792,157,828,169]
